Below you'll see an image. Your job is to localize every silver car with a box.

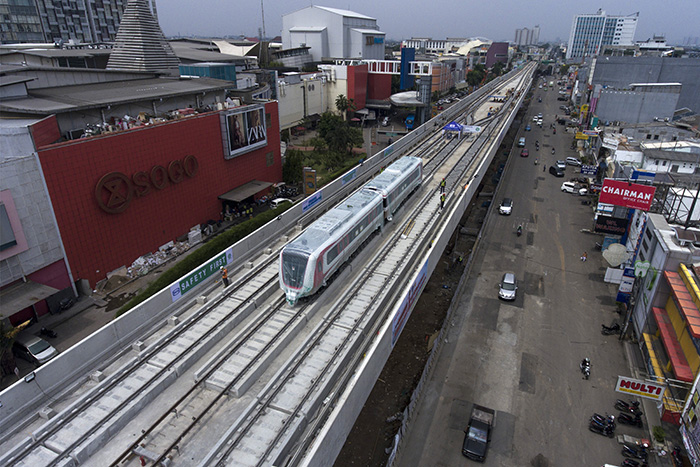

[13,335,58,365]
[498,273,518,300]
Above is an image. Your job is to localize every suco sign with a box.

[615,376,666,401]
[599,179,656,211]
[95,155,198,213]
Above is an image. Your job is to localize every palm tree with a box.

[335,94,356,121]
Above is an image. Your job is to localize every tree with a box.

[282,149,304,185]
[467,69,484,87]
[1,319,29,378]
[335,94,355,121]
[491,61,505,76]
[317,112,363,170]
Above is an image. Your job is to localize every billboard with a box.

[615,376,666,401]
[594,215,629,235]
[600,179,656,211]
[221,105,267,159]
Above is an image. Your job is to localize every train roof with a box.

[365,156,421,192]
[285,189,381,253]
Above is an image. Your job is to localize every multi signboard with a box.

[221,105,267,159]
[615,376,666,401]
[599,179,656,211]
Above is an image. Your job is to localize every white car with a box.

[561,182,588,195]
[499,198,513,215]
[566,157,582,166]
[270,198,292,209]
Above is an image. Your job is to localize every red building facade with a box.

[37,102,281,287]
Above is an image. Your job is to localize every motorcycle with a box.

[615,399,642,416]
[621,459,648,467]
[672,445,683,466]
[590,413,615,428]
[580,358,591,379]
[588,421,614,437]
[551,147,555,154]
[622,442,649,460]
[517,225,522,237]
[618,411,643,427]
[602,322,621,335]
[40,327,57,338]
[534,158,539,165]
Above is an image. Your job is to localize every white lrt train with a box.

[280,156,423,305]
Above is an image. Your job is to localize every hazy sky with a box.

[156,0,698,45]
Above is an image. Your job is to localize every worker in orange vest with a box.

[220,266,229,287]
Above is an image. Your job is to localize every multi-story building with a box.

[0,0,131,45]
[566,9,638,60]
[514,26,540,47]
[282,6,385,62]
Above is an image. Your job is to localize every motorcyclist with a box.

[552,147,555,154]
[581,357,590,369]
[517,224,523,236]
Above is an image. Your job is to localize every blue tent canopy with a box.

[443,121,462,131]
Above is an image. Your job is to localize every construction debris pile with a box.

[126,241,190,278]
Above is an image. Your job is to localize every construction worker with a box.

[440,178,446,193]
[220,266,229,287]
[440,193,446,210]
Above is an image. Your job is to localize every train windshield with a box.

[282,250,309,288]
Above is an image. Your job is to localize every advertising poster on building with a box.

[221,105,267,159]
[600,179,656,211]
[304,167,317,195]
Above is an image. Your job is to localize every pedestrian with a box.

[220,266,229,287]
[580,252,587,262]
[440,193,445,209]
[543,164,546,172]
[440,178,446,193]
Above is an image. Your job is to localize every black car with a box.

[557,96,568,101]
[549,165,565,177]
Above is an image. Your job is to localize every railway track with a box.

[2,64,534,467]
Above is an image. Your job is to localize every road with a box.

[396,77,645,466]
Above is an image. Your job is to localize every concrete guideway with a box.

[0,64,536,467]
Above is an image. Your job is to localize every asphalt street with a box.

[396,79,648,466]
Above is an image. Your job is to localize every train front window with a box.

[282,251,308,288]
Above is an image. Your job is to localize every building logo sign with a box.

[599,179,656,211]
[615,376,666,401]
[95,155,199,214]
[221,105,267,159]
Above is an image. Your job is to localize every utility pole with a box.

[260,0,266,39]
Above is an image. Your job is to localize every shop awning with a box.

[218,180,272,203]
[651,307,694,382]
[0,280,60,316]
[664,270,700,338]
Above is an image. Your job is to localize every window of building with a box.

[663,160,667,166]
[0,204,17,251]
[646,134,652,139]
[653,135,659,140]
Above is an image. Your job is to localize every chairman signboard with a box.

[599,179,656,211]
[615,376,666,401]
[221,105,267,159]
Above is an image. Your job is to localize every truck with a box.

[462,404,495,462]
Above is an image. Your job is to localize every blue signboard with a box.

[341,169,357,186]
[302,191,323,213]
[400,48,415,91]
[581,165,598,176]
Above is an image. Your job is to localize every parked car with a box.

[557,96,568,101]
[525,124,531,131]
[566,157,582,166]
[499,198,513,215]
[518,137,526,147]
[381,116,390,127]
[498,272,518,300]
[561,181,588,195]
[520,148,529,157]
[549,166,565,177]
[556,160,566,170]
[13,334,58,365]
[270,198,292,209]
